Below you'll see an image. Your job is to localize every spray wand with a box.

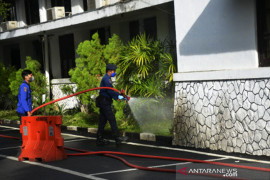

[119,89,131,102]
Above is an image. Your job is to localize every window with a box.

[129,17,157,40]
[32,40,44,73]
[59,34,75,78]
[143,17,157,39]
[129,20,140,40]
[83,0,88,11]
[25,0,40,25]
[257,0,270,67]
[9,44,21,70]
[51,0,71,16]
[90,27,111,45]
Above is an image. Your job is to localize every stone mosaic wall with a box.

[51,83,79,109]
[173,79,270,156]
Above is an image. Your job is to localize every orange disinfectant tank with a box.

[18,116,66,162]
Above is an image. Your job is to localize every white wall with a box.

[174,0,258,73]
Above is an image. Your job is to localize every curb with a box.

[0,119,172,146]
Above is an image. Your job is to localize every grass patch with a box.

[62,112,99,128]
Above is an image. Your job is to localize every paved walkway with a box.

[0,125,269,180]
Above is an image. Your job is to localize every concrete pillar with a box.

[71,0,84,15]
[39,0,47,22]
[44,34,50,94]
[16,0,26,27]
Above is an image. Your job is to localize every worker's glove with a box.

[118,95,124,100]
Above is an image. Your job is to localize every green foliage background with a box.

[117,33,176,98]
[0,62,16,109]
[1,32,176,136]
[0,0,10,21]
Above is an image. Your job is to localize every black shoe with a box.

[96,138,109,146]
[115,136,128,145]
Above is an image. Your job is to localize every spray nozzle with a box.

[119,89,130,102]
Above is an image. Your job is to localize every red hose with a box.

[65,150,270,172]
[65,147,246,180]
[31,87,120,114]
[0,134,20,140]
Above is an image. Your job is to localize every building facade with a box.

[1,0,270,156]
[173,0,270,156]
[0,0,175,107]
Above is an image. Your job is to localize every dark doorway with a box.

[10,45,21,70]
[129,20,140,40]
[59,34,75,78]
[257,0,270,67]
[143,17,157,39]
[32,40,44,73]
[90,27,111,44]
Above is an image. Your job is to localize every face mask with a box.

[111,72,116,77]
[29,76,34,82]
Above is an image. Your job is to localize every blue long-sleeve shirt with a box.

[17,80,32,114]
[99,74,119,100]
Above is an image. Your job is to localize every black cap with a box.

[106,64,117,70]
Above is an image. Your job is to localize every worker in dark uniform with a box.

[17,70,33,126]
[96,64,125,145]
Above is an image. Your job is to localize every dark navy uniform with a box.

[17,80,32,118]
[97,73,120,138]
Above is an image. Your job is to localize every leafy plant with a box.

[8,56,47,110]
[104,34,124,66]
[117,33,174,98]
[0,0,10,22]
[66,33,124,113]
[158,53,176,83]
[68,32,105,113]
[0,62,16,109]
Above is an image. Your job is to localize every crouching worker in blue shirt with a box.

[17,70,34,123]
[95,64,125,146]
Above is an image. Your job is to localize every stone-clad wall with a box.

[51,79,79,110]
[173,79,270,156]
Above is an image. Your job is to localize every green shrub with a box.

[68,33,105,113]
[0,0,10,21]
[117,33,176,98]
[66,33,124,113]
[0,62,16,109]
